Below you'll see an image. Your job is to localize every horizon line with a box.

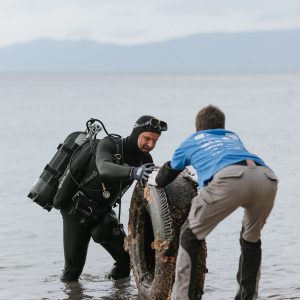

[1,27,300,49]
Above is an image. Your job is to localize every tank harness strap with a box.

[113,137,125,226]
[118,196,121,223]
[112,137,123,165]
[57,143,75,155]
[45,164,61,179]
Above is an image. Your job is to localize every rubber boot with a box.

[172,221,205,300]
[101,230,130,280]
[235,237,261,300]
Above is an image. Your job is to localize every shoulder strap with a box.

[109,135,123,165]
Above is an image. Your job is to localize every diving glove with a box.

[130,163,155,182]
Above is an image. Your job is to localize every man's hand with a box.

[131,163,155,182]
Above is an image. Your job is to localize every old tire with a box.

[126,170,207,299]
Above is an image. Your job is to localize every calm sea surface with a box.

[0,72,299,300]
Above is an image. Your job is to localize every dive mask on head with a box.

[134,118,168,131]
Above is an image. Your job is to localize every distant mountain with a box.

[0,29,299,72]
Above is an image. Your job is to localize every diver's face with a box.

[137,132,160,153]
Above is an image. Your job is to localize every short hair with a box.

[195,105,225,131]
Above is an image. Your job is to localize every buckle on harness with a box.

[71,191,95,223]
[113,154,122,164]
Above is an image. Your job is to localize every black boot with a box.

[235,237,261,300]
[106,260,130,280]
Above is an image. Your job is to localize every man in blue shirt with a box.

[155,105,278,300]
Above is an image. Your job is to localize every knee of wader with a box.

[240,237,261,253]
[91,212,124,243]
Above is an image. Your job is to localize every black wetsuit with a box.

[54,135,152,281]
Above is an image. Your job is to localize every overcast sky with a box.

[1,0,300,47]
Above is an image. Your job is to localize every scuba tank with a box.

[27,119,103,211]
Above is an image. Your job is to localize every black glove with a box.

[130,163,155,182]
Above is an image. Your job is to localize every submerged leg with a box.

[61,210,91,281]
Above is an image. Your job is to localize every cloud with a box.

[0,0,299,47]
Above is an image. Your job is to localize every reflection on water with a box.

[61,276,138,300]
[101,277,137,300]
[63,281,92,300]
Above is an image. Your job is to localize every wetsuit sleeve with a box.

[96,137,133,181]
[156,161,182,187]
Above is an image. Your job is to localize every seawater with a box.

[0,72,299,300]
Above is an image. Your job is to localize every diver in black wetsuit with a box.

[53,115,167,281]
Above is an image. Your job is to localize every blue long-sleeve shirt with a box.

[171,129,266,187]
